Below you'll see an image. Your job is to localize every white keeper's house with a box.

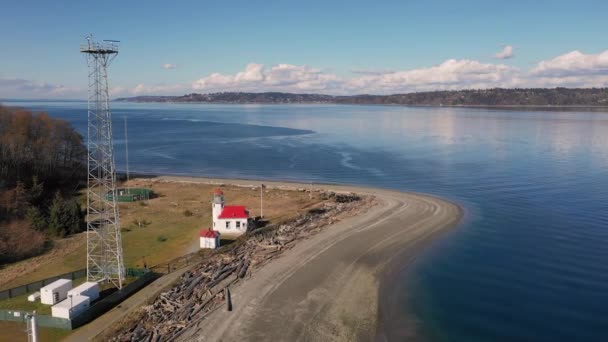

[212,188,250,238]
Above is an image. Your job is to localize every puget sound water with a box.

[6,101,608,341]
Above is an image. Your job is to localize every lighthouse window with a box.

[226,221,230,229]
[236,221,241,229]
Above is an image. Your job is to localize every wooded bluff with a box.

[0,105,86,263]
[116,88,608,106]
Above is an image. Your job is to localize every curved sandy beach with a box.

[153,177,462,341]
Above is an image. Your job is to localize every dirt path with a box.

[152,177,463,342]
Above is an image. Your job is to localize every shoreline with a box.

[150,176,463,341]
[112,100,608,111]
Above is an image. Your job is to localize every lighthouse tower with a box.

[212,188,225,228]
[210,188,250,238]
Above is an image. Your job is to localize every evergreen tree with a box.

[28,176,45,207]
[48,192,67,237]
[26,206,47,231]
[48,192,84,237]
[64,198,84,235]
[11,182,28,217]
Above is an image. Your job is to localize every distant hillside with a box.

[116,88,608,106]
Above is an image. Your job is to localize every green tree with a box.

[64,198,84,235]
[48,192,67,237]
[11,182,29,217]
[48,192,84,237]
[27,176,45,207]
[26,206,47,231]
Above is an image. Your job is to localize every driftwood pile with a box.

[112,193,371,342]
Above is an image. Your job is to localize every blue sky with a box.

[1,0,608,98]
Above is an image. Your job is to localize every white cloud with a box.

[346,59,520,94]
[0,77,82,98]
[131,83,187,95]
[162,63,177,70]
[495,45,514,59]
[350,68,395,76]
[192,63,343,93]
[7,49,608,99]
[528,50,608,87]
[531,50,608,77]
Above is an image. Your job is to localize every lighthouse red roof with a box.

[213,188,224,196]
[218,206,249,219]
[200,229,220,238]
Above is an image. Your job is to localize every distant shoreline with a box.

[115,100,608,111]
[113,88,608,109]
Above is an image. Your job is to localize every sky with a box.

[1,0,608,99]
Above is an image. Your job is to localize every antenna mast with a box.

[81,35,125,289]
[124,116,130,184]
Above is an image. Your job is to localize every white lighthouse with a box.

[211,188,249,239]
[212,188,225,222]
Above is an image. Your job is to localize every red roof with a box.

[213,188,224,196]
[218,206,249,219]
[200,229,220,238]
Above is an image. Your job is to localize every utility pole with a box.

[25,311,38,342]
[260,184,266,218]
[124,116,130,189]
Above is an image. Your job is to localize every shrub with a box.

[132,218,150,228]
[157,235,168,242]
[0,221,47,264]
[183,209,193,217]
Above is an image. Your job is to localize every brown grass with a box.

[0,178,322,292]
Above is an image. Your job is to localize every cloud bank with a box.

[187,49,608,95]
[0,77,80,98]
[192,63,342,93]
[4,49,608,99]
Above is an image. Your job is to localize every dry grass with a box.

[0,178,322,291]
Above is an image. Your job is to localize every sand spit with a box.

[150,177,462,341]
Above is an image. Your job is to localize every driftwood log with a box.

[111,193,372,342]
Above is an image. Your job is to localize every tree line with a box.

[116,88,608,106]
[0,105,87,263]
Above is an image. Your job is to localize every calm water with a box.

[6,101,608,341]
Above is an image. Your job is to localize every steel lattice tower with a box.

[81,35,125,289]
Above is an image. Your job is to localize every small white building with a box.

[200,229,220,249]
[27,292,40,302]
[51,295,90,319]
[41,279,72,305]
[212,188,250,238]
[67,282,100,302]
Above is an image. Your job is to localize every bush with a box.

[157,235,168,242]
[0,221,47,264]
[183,209,193,217]
[48,192,84,237]
[132,218,151,228]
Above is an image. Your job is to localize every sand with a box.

[154,176,462,342]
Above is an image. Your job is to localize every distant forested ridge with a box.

[0,105,87,263]
[116,88,608,106]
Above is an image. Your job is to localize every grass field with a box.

[0,178,323,341]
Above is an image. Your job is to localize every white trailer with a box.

[67,282,100,302]
[51,295,90,319]
[40,279,72,305]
